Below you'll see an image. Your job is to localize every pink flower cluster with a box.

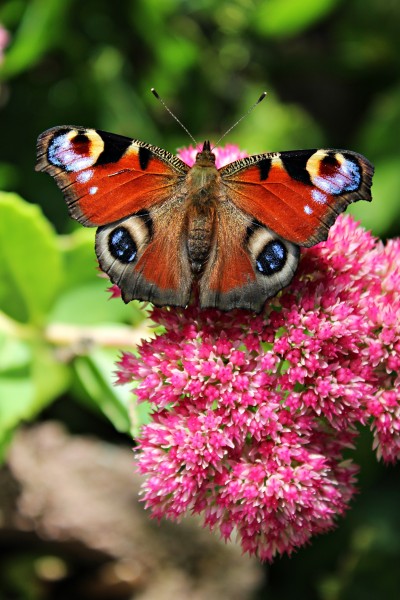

[114,146,400,561]
[178,143,248,168]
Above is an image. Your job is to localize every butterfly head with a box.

[195,140,216,166]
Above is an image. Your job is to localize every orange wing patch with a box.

[95,200,193,307]
[199,204,256,306]
[221,150,373,247]
[36,126,188,226]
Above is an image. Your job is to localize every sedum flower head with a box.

[115,145,400,561]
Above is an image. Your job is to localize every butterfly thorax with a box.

[184,142,220,274]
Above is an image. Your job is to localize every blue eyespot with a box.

[256,240,287,275]
[109,226,137,263]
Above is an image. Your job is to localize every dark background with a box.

[0,1,399,598]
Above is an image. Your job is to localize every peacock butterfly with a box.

[36,125,373,311]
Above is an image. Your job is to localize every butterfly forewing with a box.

[36,126,189,226]
[220,149,374,247]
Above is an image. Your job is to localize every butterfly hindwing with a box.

[95,201,193,308]
[220,149,374,247]
[36,126,189,226]
[199,202,300,312]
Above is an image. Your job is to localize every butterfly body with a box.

[36,126,374,312]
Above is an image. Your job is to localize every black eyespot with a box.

[256,240,287,275]
[109,226,137,263]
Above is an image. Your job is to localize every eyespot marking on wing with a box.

[108,226,137,263]
[256,239,287,275]
[47,129,104,172]
[97,213,151,271]
[307,151,362,195]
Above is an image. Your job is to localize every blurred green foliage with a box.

[0,0,399,598]
[0,191,143,456]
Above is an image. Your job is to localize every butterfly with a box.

[36,126,374,312]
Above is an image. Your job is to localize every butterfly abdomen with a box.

[184,155,221,274]
[186,203,215,274]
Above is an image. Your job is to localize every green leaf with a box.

[0,426,15,463]
[0,375,34,432]
[31,341,70,409]
[50,281,135,325]
[130,398,152,439]
[0,336,69,442]
[0,331,31,372]
[352,85,400,237]
[0,192,63,325]
[253,0,339,38]
[72,349,132,434]
[57,229,147,326]
[60,228,98,291]
[357,85,400,162]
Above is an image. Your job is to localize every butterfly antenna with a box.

[212,91,267,149]
[151,88,198,146]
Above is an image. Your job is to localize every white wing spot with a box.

[304,204,313,215]
[89,186,98,195]
[77,169,94,183]
[311,189,327,204]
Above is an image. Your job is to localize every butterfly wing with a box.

[199,148,373,311]
[36,126,193,306]
[36,126,189,226]
[95,201,193,307]
[219,149,374,246]
[37,129,374,312]
[198,201,300,311]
